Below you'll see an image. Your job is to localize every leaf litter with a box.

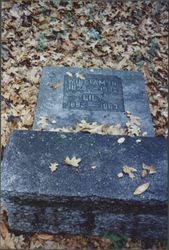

[1,0,167,249]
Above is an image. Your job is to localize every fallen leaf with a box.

[37,116,48,129]
[21,114,33,126]
[64,156,81,167]
[75,72,85,80]
[117,137,125,144]
[91,165,96,169]
[49,162,58,172]
[123,165,137,180]
[133,182,150,195]
[66,72,73,77]
[142,163,157,174]
[126,113,141,136]
[0,233,15,249]
[0,223,9,238]
[141,169,148,178]
[36,233,54,241]
[51,83,63,90]
[75,120,126,135]
[117,172,123,178]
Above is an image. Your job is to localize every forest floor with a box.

[1,0,168,249]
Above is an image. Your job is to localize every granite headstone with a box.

[33,67,154,136]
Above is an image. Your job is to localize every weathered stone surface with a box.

[1,130,167,239]
[33,66,154,136]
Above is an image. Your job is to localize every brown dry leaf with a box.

[52,127,73,133]
[37,116,48,129]
[126,123,141,136]
[117,137,125,144]
[36,233,54,241]
[51,121,127,136]
[30,239,43,249]
[66,72,73,77]
[141,169,148,178]
[26,67,40,83]
[117,172,123,178]
[1,1,168,248]
[75,120,126,135]
[126,113,141,136]
[128,114,141,126]
[105,124,126,135]
[21,113,33,126]
[116,56,129,69]
[0,234,15,249]
[0,233,26,249]
[0,223,9,239]
[133,182,150,195]
[64,156,81,167]
[75,72,85,80]
[123,165,137,180]
[91,165,96,169]
[51,83,63,90]
[142,163,157,174]
[49,163,58,172]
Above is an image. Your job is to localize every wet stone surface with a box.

[33,66,154,136]
[2,130,167,239]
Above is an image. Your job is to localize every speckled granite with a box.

[1,130,167,239]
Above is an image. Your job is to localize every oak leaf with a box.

[141,169,148,178]
[64,156,81,167]
[49,163,58,172]
[36,234,54,241]
[142,163,156,174]
[51,83,62,90]
[75,72,85,80]
[123,165,137,180]
[133,182,150,195]
[37,116,48,129]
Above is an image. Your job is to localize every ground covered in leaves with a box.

[1,0,168,249]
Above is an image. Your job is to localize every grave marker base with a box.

[2,130,167,240]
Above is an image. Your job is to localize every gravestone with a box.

[2,130,167,240]
[33,66,154,136]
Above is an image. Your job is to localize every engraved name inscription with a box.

[63,74,124,112]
